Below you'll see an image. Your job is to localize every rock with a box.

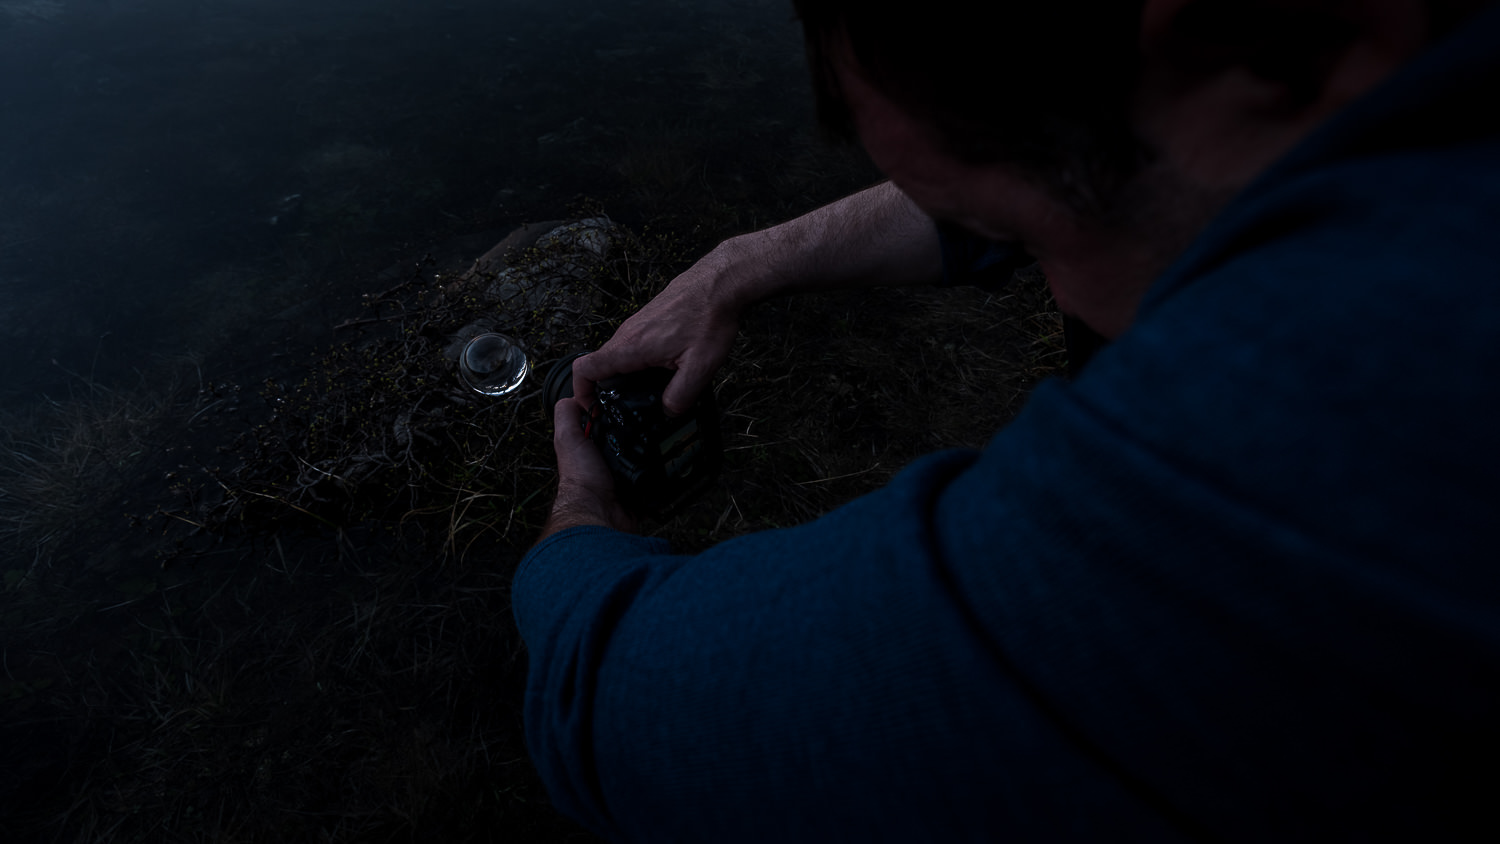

[478,217,616,306]
[459,219,565,281]
[446,216,621,359]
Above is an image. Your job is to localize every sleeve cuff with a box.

[935,219,1033,290]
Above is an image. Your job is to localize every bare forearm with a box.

[536,488,616,544]
[713,181,943,309]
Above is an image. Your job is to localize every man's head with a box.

[793,0,1148,214]
[794,0,1482,336]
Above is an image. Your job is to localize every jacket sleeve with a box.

[510,446,1183,843]
[933,220,1032,289]
[511,213,1500,840]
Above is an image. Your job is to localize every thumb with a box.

[552,396,590,450]
[552,396,615,491]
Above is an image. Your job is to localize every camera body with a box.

[543,353,721,516]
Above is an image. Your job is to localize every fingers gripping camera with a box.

[544,353,722,517]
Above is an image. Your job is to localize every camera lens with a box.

[542,351,588,410]
[458,333,529,397]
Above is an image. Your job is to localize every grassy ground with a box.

[0,5,1070,838]
[0,209,1063,842]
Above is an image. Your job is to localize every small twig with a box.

[239,488,338,528]
[158,510,205,529]
[724,439,789,452]
[334,311,410,332]
[293,455,346,483]
[186,398,228,425]
[794,463,882,486]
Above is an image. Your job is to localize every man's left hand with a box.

[537,396,635,543]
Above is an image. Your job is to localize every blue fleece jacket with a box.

[512,6,1500,841]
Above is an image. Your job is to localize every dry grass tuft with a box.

[0,359,203,573]
[0,215,1064,843]
[157,218,693,563]
[614,122,707,212]
[659,271,1065,547]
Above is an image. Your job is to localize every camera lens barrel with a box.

[540,352,721,517]
[542,351,588,410]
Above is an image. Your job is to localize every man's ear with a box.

[1132,0,1431,187]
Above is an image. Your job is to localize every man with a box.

[513,1,1500,840]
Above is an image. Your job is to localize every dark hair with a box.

[791,0,1148,212]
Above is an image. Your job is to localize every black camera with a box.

[542,352,721,516]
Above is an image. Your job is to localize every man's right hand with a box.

[572,243,749,417]
[572,182,943,414]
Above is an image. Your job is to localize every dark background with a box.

[0,2,929,840]
[0,0,852,403]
